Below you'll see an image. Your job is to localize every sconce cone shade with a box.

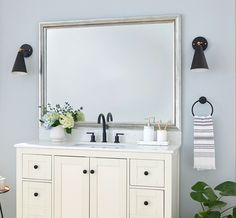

[12,44,33,75]
[12,51,27,74]
[190,37,209,70]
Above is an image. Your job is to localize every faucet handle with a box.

[114,133,124,143]
[86,132,96,142]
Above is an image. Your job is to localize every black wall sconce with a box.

[191,36,209,71]
[12,44,33,75]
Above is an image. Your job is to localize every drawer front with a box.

[130,159,164,187]
[23,181,52,218]
[130,189,164,218]
[23,154,52,180]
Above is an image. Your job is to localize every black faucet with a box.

[97,113,107,143]
[107,112,113,122]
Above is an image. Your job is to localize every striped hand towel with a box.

[193,115,216,170]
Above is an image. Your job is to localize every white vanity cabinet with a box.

[16,142,180,218]
[54,156,127,218]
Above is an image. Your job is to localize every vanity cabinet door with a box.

[130,159,165,187]
[54,156,90,218]
[23,154,52,180]
[90,158,127,218]
[22,181,51,218]
[130,189,164,218]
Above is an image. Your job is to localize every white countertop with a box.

[15,140,181,154]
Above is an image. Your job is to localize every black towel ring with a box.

[191,96,214,116]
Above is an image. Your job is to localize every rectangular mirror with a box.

[40,15,181,129]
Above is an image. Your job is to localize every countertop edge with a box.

[14,141,181,154]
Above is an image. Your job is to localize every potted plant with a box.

[190,181,236,218]
[40,102,84,141]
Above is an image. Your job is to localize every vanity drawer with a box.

[130,189,164,218]
[23,154,52,180]
[130,159,164,187]
[22,181,52,218]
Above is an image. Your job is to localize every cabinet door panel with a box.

[130,159,165,187]
[23,154,52,180]
[22,181,51,218]
[90,158,127,218]
[130,189,164,218]
[54,156,89,218]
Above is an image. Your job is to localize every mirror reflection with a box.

[40,16,181,128]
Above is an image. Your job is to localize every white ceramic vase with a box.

[50,125,65,142]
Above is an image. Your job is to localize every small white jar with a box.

[143,126,155,142]
[157,130,168,142]
[0,176,6,190]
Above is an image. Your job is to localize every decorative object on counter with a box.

[114,133,124,143]
[156,120,171,143]
[190,36,209,71]
[190,181,236,218]
[157,130,168,142]
[49,125,65,142]
[40,102,84,142]
[143,117,155,142]
[192,97,215,170]
[0,178,10,218]
[139,119,170,146]
[12,44,33,75]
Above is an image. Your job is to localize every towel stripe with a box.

[194,115,216,170]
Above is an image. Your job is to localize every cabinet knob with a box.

[34,192,39,197]
[83,170,88,174]
[34,165,39,169]
[144,201,149,206]
[144,171,149,176]
[90,170,95,174]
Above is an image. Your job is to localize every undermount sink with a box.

[74,142,130,149]
[73,142,172,151]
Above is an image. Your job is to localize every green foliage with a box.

[215,182,236,196]
[51,120,60,127]
[65,128,72,134]
[191,181,236,218]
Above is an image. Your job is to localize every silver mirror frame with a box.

[39,15,181,130]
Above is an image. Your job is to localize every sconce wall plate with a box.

[192,37,208,50]
[20,44,33,57]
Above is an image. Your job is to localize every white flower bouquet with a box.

[40,102,84,134]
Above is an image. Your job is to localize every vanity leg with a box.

[0,202,3,218]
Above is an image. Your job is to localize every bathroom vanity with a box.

[15,14,182,218]
[15,142,180,218]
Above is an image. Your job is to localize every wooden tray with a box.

[137,141,169,146]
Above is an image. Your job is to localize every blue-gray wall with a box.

[0,0,235,217]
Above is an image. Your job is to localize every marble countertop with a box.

[15,140,181,154]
